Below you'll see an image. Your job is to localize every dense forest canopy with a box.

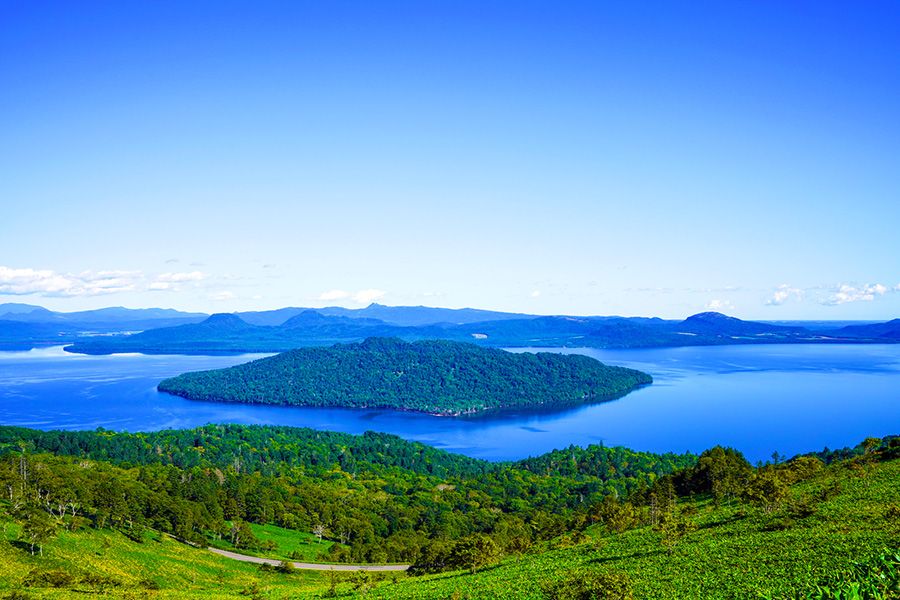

[157,338,652,415]
[0,424,694,565]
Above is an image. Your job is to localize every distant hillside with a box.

[676,311,808,337]
[0,319,77,350]
[459,312,827,348]
[236,306,308,326]
[315,303,538,326]
[158,337,652,415]
[64,310,900,355]
[0,300,888,355]
[834,318,900,340]
[0,304,208,339]
[64,312,427,354]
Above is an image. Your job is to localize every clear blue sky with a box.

[1,1,898,319]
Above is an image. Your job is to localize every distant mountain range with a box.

[0,302,896,354]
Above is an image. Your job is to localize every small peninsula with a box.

[157,337,652,416]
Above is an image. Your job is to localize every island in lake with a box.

[157,337,652,416]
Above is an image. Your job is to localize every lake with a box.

[0,344,897,462]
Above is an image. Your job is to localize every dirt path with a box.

[208,547,410,571]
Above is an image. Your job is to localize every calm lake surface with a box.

[0,344,897,462]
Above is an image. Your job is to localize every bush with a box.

[541,569,634,600]
[22,569,74,588]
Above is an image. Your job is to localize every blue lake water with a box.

[0,344,897,463]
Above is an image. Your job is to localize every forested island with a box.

[158,337,652,415]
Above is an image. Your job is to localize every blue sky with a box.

[1,1,898,319]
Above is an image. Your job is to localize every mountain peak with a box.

[281,310,331,327]
[201,313,250,328]
[683,312,741,324]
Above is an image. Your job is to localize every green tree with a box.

[654,508,696,555]
[451,534,501,573]
[743,469,788,513]
[19,506,57,556]
[692,446,752,504]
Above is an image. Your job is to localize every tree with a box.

[691,446,752,504]
[313,523,326,543]
[19,506,57,556]
[450,534,501,573]
[743,469,788,513]
[229,520,260,550]
[594,495,637,534]
[654,508,696,555]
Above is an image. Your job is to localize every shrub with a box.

[541,569,634,600]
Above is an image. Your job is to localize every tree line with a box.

[0,424,689,564]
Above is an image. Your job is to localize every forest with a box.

[0,424,897,598]
[0,424,691,564]
[157,337,652,415]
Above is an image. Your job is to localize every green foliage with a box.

[744,468,790,513]
[791,548,900,600]
[451,534,501,573]
[16,506,56,556]
[365,455,900,599]
[653,507,697,555]
[0,424,692,568]
[540,569,634,600]
[157,337,652,415]
[0,430,897,598]
[593,495,639,534]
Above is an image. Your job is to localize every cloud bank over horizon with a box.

[2,264,898,319]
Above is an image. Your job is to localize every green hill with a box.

[157,338,652,415]
[369,455,900,599]
[0,429,896,598]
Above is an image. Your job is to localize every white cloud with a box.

[319,289,350,301]
[155,271,207,283]
[0,266,141,297]
[0,265,220,297]
[765,284,803,306]
[212,291,235,301]
[148,271,208,293]
[822,283,891,306]
[705,299,735,312]
[530,290,542,298]
[353,289,386,305]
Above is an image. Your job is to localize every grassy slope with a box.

[0,524,326,599]
[365,457,900,599]
[207,522,335,563]
[1,456,897,599]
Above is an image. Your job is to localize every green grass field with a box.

[206,522,335,563]
[0,455,897,599]
[362,458,900,599]
[0,523,328,599]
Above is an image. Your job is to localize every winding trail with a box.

[208,547,410,571]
